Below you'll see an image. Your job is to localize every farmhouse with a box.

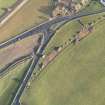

[52,3,72,17]
[58,0,72,7]
[52,0,75,17]
[52,0,90,17]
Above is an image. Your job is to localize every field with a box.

[0,0,105,105]
[0,34,41,69]
[0,0,51,69]
[0,0,16,15]
[0,0,50,43]
[0,59,32,105]
[0,0,51,104]
[0,0,50,72]
[45,12,105,54]
[21,13,105,105]
[45,20,81,53]
[81,0,104,13]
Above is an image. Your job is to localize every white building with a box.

[100,0,105,6]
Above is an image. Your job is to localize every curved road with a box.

[0,8,105,105]
[0,8,105,49]
[11,33,47,105]
[0,8,105,78]
[0,54,32,77]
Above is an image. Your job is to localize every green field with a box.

[0,1,105,105]
[0,0,16,15]
[45,20,81,53]
[0,0,51,104]
[0,59,32,105]
[81,0,104,13]
[21,13,105,105]
[0,0,50,43]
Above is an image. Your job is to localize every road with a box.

[0,8,105,49]
[0,8,105,78]
[0,54,32,77]
[0,8,105,105]
[11,32,50,105]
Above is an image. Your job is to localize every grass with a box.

[0,1,105,105]
[0,0,16,15]
[0,0,51,43]
[0,59,32,105]
[21,13,105,105]
[45,12,105,54]
[0,0,51,67]
[45,20,81,53]
[0,33,41,69]
[0,0,51,103]
[81,0,104,13]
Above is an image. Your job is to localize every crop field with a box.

[0,0,16,15]
[21,13,105,105]
[0,59,32,105]
[0,0,50,43]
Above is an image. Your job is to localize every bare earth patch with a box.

[0,34,41,68]
[0,0,49,42]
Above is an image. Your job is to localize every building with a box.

[100,0,105,6]
[52,3,71,17]
[74,25,93,44]
[81,0,90,6]
[75,3,82,12]
[58,0,72,7]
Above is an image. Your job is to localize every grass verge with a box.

[21,13,105,105]
[0,59,32,105]
[0,0,16,15]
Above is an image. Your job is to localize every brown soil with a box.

[0,34,41,68]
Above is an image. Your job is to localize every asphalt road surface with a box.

[1,8,105,105]
[0,8,105,49]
